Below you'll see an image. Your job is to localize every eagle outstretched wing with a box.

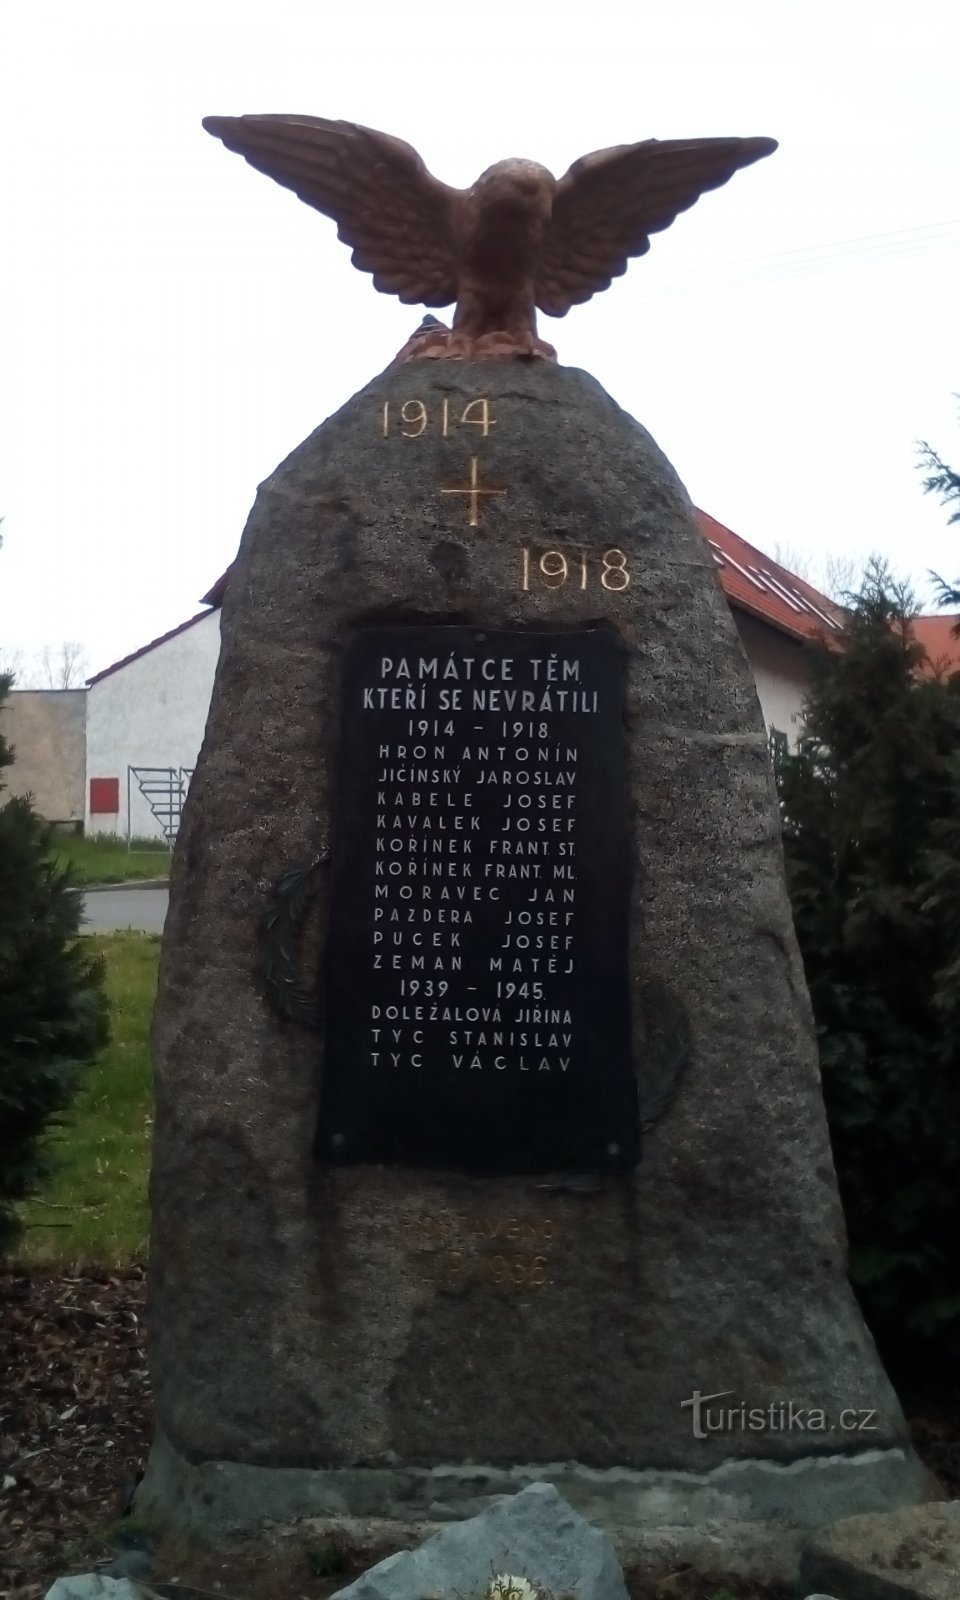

[536,136,777,317]
[202,114,461,307]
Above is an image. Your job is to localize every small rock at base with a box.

[45,1578,145,1600]
[329,1482,628,1600]
[800,1501,960,1599]
[104,1547,152,1583]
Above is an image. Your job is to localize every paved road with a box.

[81,886,169,935]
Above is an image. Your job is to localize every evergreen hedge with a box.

[775,568,960,1357]
[0,671,109,1254]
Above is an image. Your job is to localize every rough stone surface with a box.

[144,360,921,1537]
[799,1502,960,1599]
[328,1482,627,1600]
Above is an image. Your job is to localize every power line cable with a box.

[638,218,960,300]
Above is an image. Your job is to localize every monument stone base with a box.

[139,1431,930,1581]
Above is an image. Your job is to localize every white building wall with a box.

[85,611,221,840]
[82,599,809,843]
[731,610,810,747]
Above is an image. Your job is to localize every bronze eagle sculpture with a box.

[202,115,777,361]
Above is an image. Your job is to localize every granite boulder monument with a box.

[139,118,928,1577]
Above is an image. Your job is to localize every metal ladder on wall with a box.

[127,767,195,846]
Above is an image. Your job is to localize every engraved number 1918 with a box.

[520,546,630,593]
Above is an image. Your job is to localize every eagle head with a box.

[471,159,556,222]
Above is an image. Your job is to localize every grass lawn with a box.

[18,933,159,1267]
[50,831,171,885]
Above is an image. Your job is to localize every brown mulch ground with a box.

[2,1268,958,1600]
[1,1268,149,1596]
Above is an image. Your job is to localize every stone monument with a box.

[139,119,928,1577]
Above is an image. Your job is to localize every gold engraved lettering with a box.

[519,545,631,595]
[381,397,498,440]
[440,456,507,528]
[484,1253,551,1289]
[400,399,428,438]
[460,397,496,436]
[404,1212,557,1289]
[539,550,568,588]
[601,547,631,590]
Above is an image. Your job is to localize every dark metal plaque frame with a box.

[316,625,638,1173]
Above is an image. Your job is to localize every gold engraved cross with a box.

[439,455,507,528]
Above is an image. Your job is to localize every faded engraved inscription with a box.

[396,1209,559,1290]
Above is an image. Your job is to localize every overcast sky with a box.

[1,0,958,681]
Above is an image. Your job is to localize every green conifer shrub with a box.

[0,670,109,1253]
[775,566,960,1357]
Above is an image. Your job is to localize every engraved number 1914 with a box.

[382,397,495,438]
[520,547,631,593]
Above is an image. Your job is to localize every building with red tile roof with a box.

[912,610,960,678]
[79,513,960,839]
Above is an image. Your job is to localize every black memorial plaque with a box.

[317,626,639,1172]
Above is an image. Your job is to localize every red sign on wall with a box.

[89,777,120,814]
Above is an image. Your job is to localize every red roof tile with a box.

[698,514,960,675]
[695,510,844,642]
[913,612,960,676]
